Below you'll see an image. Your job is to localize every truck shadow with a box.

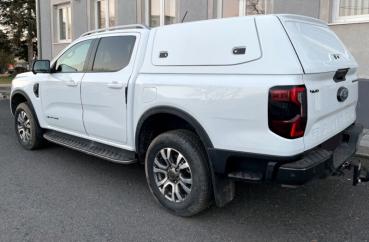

[196,163,369,241]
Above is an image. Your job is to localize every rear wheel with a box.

[14,103,44,150]
[145,129,212,216]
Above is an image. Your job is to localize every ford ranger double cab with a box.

[10,15,363,216]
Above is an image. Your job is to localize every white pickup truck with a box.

[10,14,363,216]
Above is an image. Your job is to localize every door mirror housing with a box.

[32,60,51,74]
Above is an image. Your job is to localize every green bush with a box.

[0,76,12,84]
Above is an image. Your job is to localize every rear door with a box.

[81,34,138,145]
[278,15,359,150]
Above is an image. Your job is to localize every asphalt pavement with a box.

[1,100,369,242]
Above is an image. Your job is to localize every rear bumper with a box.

[208,123,363,186]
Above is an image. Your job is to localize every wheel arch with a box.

[135,106,214,156]
[10,90,40,125]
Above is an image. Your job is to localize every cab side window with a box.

[54,40,93,73]
[92,36,136,72]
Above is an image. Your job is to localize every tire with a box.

[14,102,44,150]
[145,129,212,217]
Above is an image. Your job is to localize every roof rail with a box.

[80,24,150,37]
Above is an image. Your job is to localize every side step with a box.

[43,131,136,164]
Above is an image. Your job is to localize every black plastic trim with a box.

[208,148,303,174]
[85,38,100,72]
[33,83,40,98]
[44,130,136,164]
[135,106,213,151]
[10,90,41,127]
[333,68,349,83]
[208,124,363,186]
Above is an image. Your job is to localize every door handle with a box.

[65,80,78,87]
[107,81,123,89]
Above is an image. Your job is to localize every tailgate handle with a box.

[333,68,349,82]
[232,47,246,55]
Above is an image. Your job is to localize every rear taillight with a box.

[268,85,307,139]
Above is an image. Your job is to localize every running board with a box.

[43,131,136,164]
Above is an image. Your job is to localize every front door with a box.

[41,39,94,134]
[81,34,138,144]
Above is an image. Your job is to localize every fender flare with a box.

[135,106,213,151]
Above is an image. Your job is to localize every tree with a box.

[247,0,266,15]
[0,29,14,73]
[0,0,36,66]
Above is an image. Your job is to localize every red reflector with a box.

[271,116,304,139]
[270,89,290,102]
[289,115,305,138]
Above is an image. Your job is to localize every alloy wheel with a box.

[153,148,192,203]
[17,110,31,144]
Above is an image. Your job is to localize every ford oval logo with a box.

[337,87,349,102]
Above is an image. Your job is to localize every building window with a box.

[221,0,268,18]
[57,4,72,42]
[333,0,369,23]
[96,0,116,29]
[146,0,177,27]
[164,0,176,25]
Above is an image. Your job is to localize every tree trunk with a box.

[27,37,34,70]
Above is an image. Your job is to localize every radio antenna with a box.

[181,11,188,23]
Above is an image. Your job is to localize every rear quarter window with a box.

[92,36,136,72]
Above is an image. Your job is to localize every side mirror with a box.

[32,60,51,74]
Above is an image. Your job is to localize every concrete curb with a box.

[356,129,369,158]
[0,86,10,100]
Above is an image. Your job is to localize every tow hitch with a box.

[339,160,369,186]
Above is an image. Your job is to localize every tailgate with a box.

[278,15,359,150]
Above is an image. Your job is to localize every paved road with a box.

[1,100,369,242]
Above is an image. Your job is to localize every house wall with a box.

[38,0,369,79]
[38,0,83,59]
[320,0,369,79]
[330,23,369,79]
[71,0,89,38]
[116,0,137,25]
[41,0,209,59]
[273,0,321,18]
[39,0,52,60]
[179,0,209,22]
[50,1,68,58]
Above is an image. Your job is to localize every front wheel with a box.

[145,130,212,217]
[14,103,44,150]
